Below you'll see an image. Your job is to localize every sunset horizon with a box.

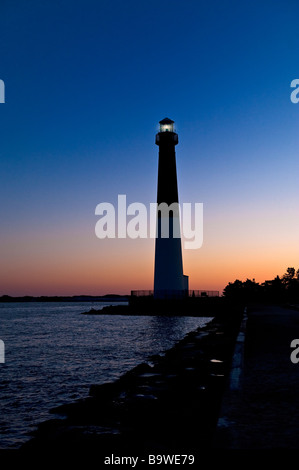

[1,2,299,298]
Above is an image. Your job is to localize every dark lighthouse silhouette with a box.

[154,118,189,299]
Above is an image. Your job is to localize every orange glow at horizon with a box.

[1,205,298,297]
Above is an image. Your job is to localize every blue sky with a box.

[0,0,299,295]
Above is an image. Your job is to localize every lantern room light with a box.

[159,117,174,133]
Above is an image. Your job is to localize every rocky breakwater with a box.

[21,309,242,458]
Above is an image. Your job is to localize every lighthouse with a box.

[154,118,189,299]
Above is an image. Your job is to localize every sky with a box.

[0,0,298,296]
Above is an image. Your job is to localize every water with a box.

[0,302,212,449]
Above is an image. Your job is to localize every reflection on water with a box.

[147,315,185,344]
[0,302,212,449]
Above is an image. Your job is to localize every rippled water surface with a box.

[0,302,212,448]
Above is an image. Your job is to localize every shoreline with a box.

[82,304,217,317]
[20,306,242,456]
[0,295,129,303]
[81,297,228,317]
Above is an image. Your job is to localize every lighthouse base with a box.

[153,289,188,300]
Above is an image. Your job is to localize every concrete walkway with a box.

[214,305,299,449]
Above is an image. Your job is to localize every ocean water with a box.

[0,302,212,449]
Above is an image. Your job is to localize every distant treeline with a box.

[223,267,299,303]
[0,294,129,303]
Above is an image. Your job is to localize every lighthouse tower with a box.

[154,118,189,299]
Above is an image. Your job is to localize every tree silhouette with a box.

[223,278,261,302]
[282,267,296,285]
[223,267,299,303]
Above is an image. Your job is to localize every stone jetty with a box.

[21,306,242,458]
